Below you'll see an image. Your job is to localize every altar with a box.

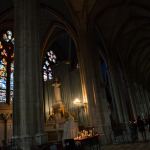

[45,128,64,141]
[44,78,78,141]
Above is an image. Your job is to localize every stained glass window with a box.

[10,62,14,101]
[0,30,14,103]
[3,30,14,44]
[43,50,57,81]
[0,59,7,102]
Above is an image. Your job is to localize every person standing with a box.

[148,114,150,132]
[137,115,146,141]
[144,113,149,129]
[130,121,138,141]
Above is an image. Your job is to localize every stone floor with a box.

[83,128,150,150]
[101,129,150,150]
[101,141,150,150]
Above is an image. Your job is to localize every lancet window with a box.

[0,30,14,103]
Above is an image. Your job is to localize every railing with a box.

[31,141,63,150]
[98,122,139,145]
[0,138,17,150]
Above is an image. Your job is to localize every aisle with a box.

[101,129,150,150]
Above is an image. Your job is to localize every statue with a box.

[51,78,65,127]
[63,116,79,140]
[52,78,62,104]
[52,78,65,109]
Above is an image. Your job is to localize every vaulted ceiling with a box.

[0,0,149,89]
[95,0,150,89]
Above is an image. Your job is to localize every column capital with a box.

[0,112,12,120]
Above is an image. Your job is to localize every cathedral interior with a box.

[0,0,150,149]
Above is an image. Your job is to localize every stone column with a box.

[91,54,112,144]
[135,84,145,117]
[130,82,140,117]
[77,31,100,131]
[84,103,90,126]
[123,77,137,120]
[139,86,148,114]
[91,53,111,126]
[77,31,112,137]
[13,0,47,149]
[106,67,119,121]
[142,88,150,113]
[107,59,128,123]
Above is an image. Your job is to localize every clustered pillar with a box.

[77,31,111,136]
[13,0,47,149]
[77,31,100,130]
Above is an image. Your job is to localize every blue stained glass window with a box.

[0,59,7,102]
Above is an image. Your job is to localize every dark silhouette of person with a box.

[130,120,138,141]
[137,115,146,141]
[148,114,150,132]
